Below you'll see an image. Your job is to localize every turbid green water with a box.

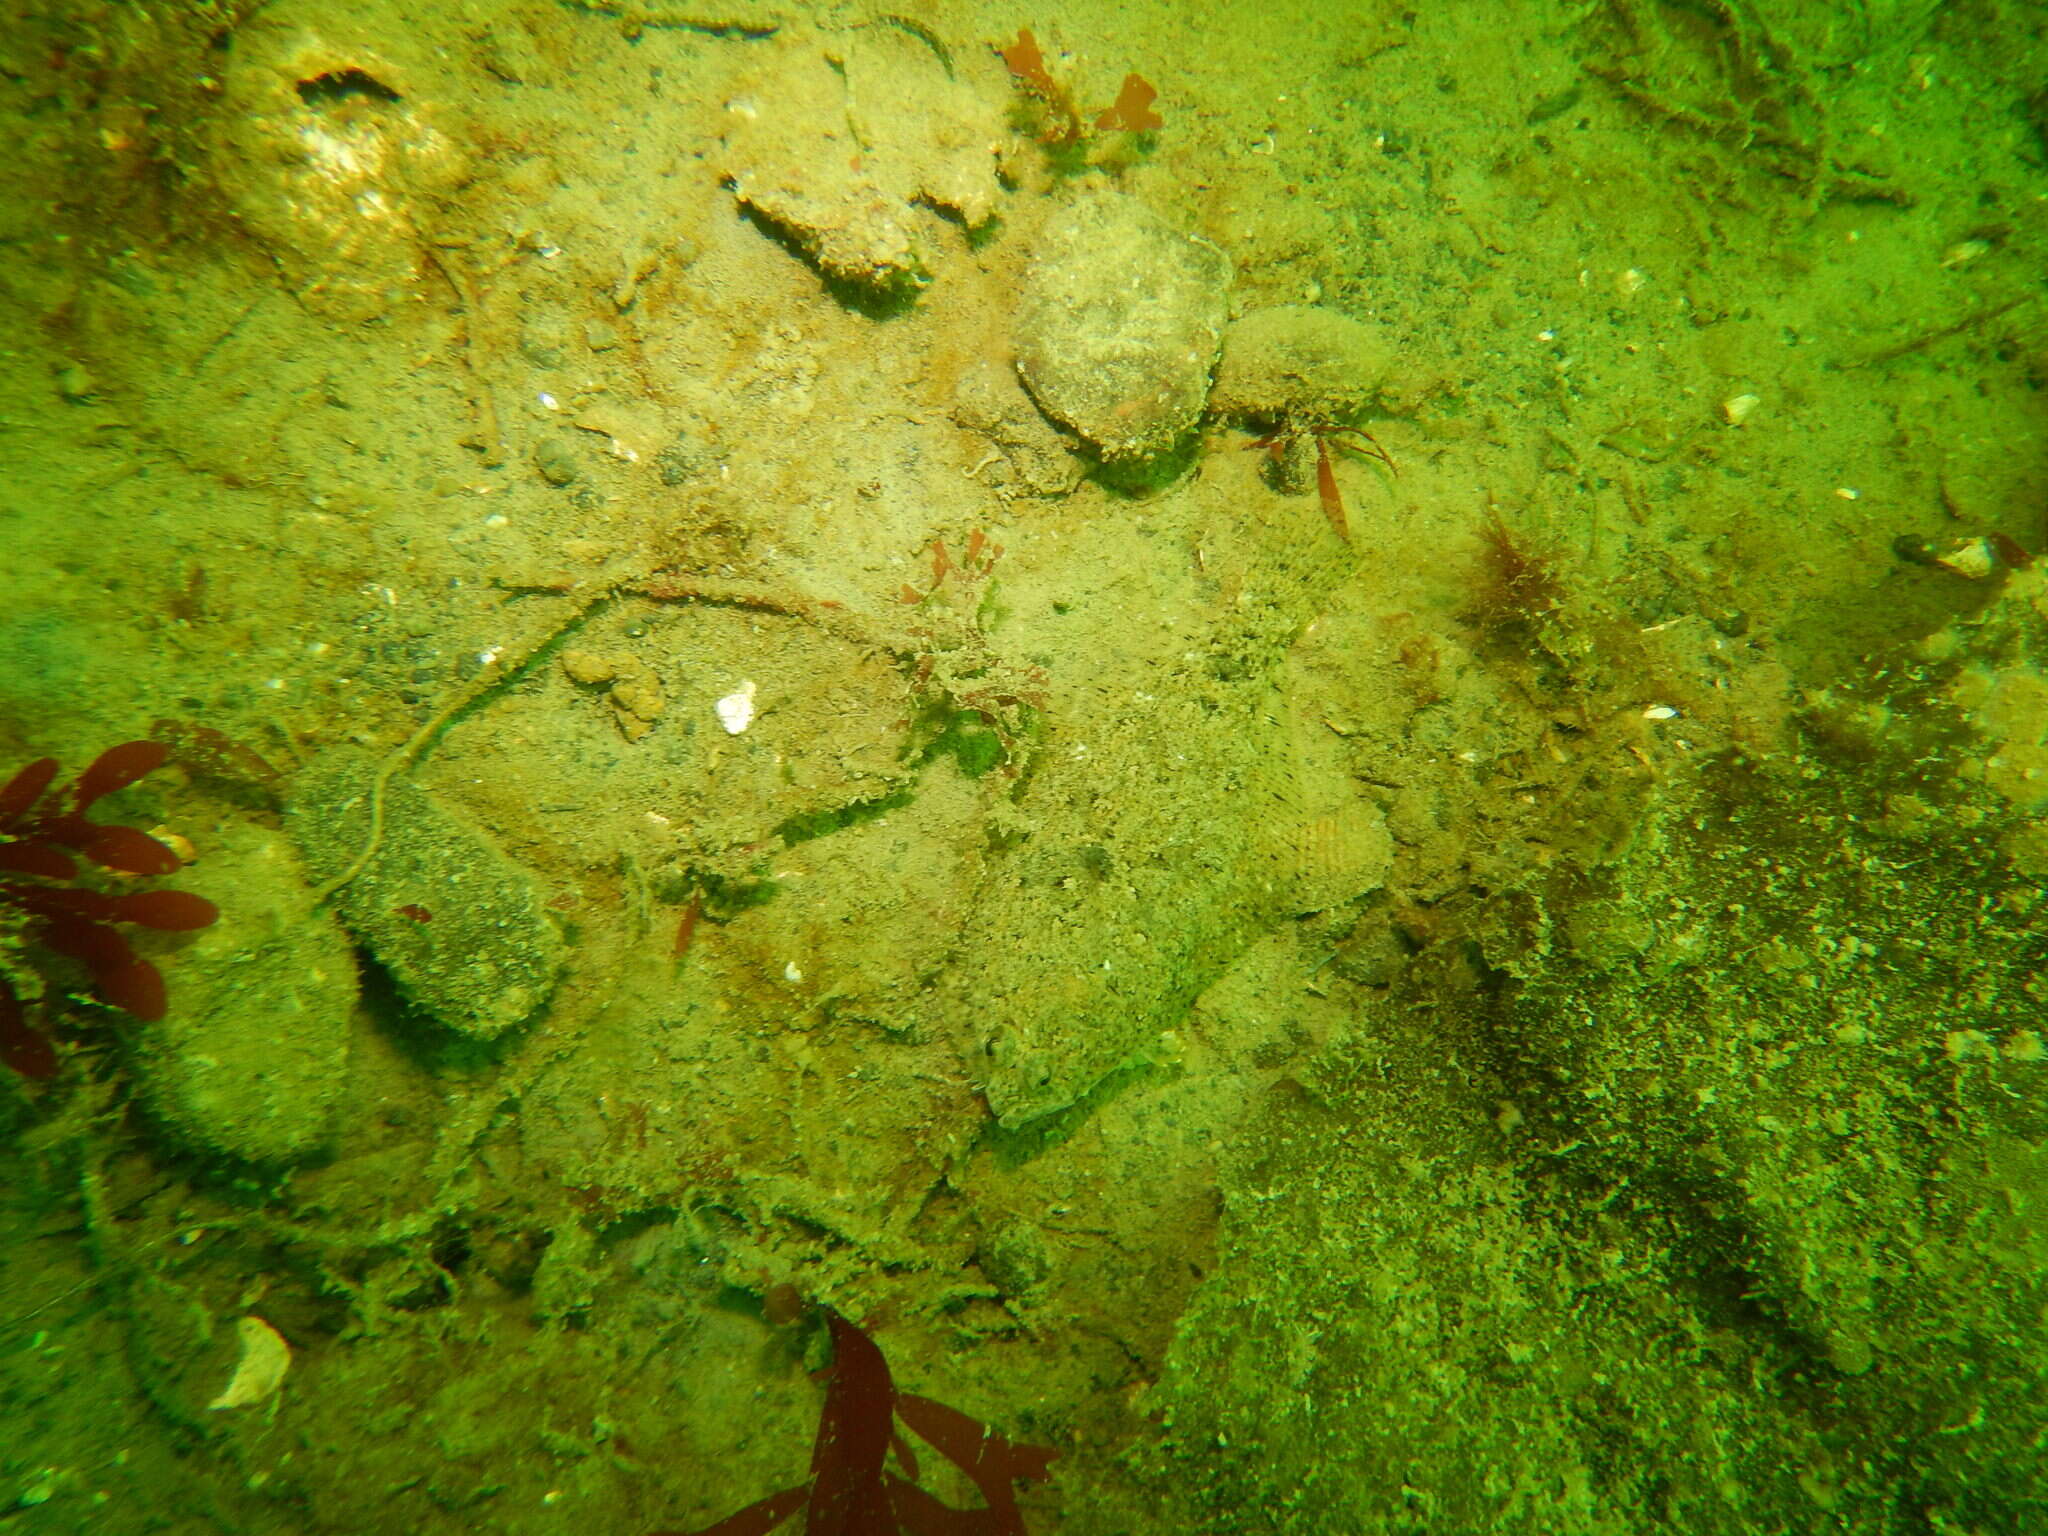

[4,1,2048,1531]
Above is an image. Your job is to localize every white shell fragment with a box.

[1933,537,1997,581]
[715,679,759,735]
[209,1315,290,1410]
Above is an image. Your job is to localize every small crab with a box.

[1244,418,1396,543]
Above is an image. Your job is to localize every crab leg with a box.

[1315,437,1350,542]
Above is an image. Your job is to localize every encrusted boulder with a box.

[1012,192,1232,461]
[1210,304,1392,423]
[719,32,1013,295]
[201,10,471,323]
[130,825,356,1166]
[287,753,563,1040]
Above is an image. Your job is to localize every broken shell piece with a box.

[148,825,198,863]
[1721,393,1760,426]
[572,400,664,463]
[209,1315,290,1410]
[1933,537,1997,580]
[716,679,759,735]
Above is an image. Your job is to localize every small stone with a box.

[128,826,355,1166]
[655,436,703,487]
[521,310,571,368]
[533,437,578,487]
[977,1219,1053,1296]
[1332,916,1411,987]
[532,1222,600,1323]
[562,650,663,739]
[560,648,617,687]
[286,752,565,1039]
[55,362,96,402]
[950,357,1085,497]
[1933,537,1996,580]
[608,674,665,742]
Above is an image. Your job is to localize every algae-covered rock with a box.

[287,753,563,1039]
[719,31,1013,294]
[1012,192,1232,461]
[1144,1024,1842,1534]
[921,682,1316,1129]
[956,729,1278,1126]
[200,8,472,323]
[130,824,355,1166]
[949,356,1086,497]
[1209,304,1392,423]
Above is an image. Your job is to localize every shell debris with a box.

[1291,807,1394,916]
[208,1315,291,1410]
[716,679,759,735]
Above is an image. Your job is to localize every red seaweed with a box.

[997,28,1083,146]
[672,894,702,959]
[0,758,58,825]
[79,822,183,876]
[1094,74,1162,133]
[150,718,285,792]
[1315,440,1349,543]
[112,889,220,931]
[71,739,169,812]
[999,30,1162,147]
[0,841,76,880]
[653,1308,1057,1536]
[0,740,219,1075]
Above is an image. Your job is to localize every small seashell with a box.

[715,679,758,735]
[573,401,662,463]
[209,1315,290,1410]
[1721,393,1760,426]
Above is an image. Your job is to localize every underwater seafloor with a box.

[4,1,2048,1532]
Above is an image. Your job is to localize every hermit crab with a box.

[1210,303,1399,541]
